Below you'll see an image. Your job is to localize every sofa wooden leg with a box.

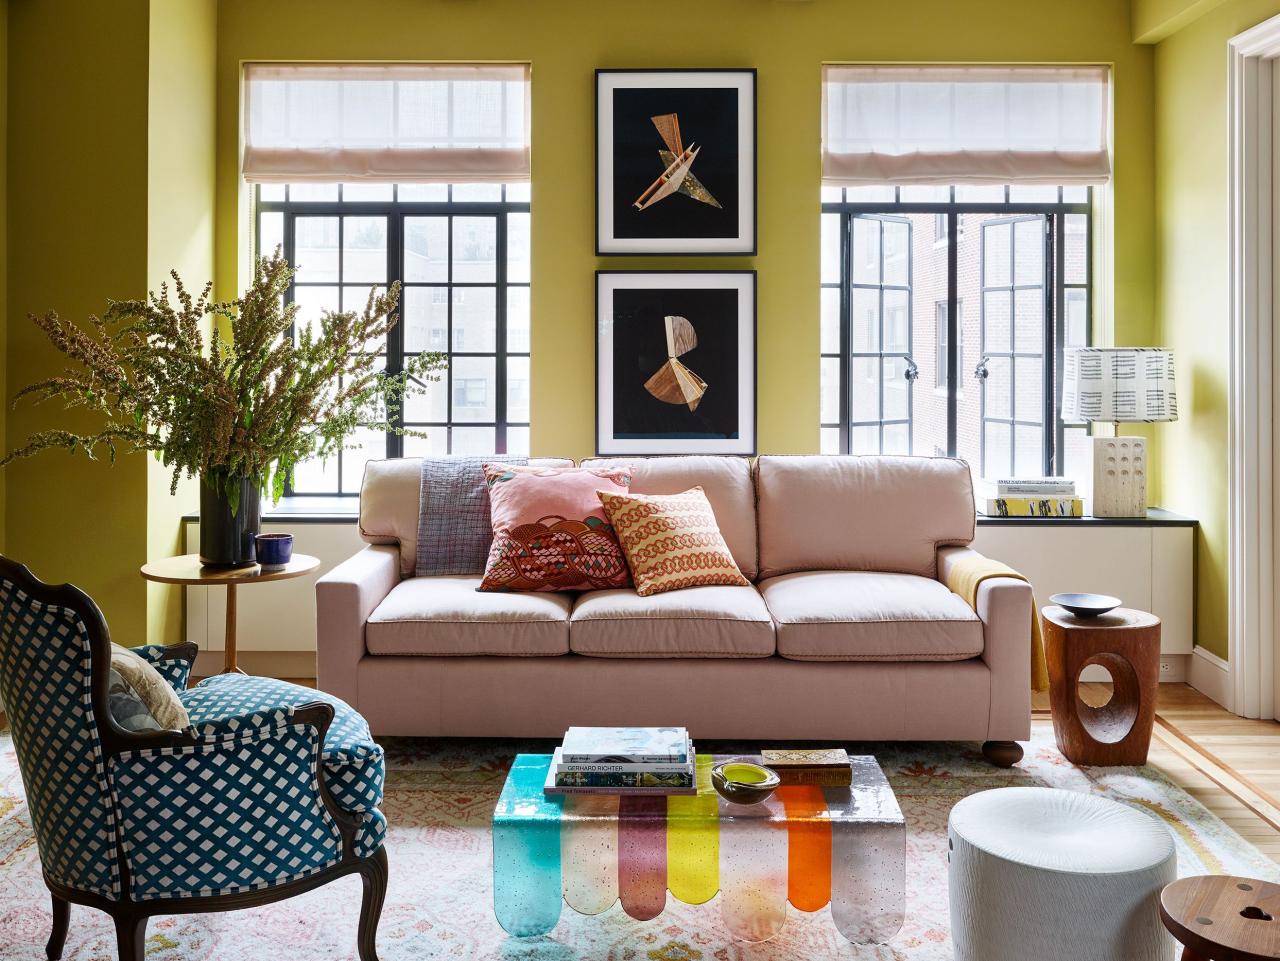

[357,846,389,961]
[982,740,1024,768]
[113,914,147,961]
[45,894,69,960]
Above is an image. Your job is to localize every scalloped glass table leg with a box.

[492,759,563,937]
[560,794,620,916]
[829,817,906,944]
[618,796,667,920]
[719,794,789,942]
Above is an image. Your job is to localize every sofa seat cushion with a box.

[760,571,983,662]
[570,585,775,658]
[180,674,383,814]
[366,576,570,656]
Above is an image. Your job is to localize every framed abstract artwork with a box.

[596,69,757,255]
[597,271,756,455]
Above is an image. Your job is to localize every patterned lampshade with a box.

[1062,348,1178,424]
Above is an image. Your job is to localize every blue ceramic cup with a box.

[255,532,294,570]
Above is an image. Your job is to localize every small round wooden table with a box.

[1042,605,1162,766]
[1160,875,1280,961]
[140,553,320,674]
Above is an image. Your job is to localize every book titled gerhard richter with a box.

[543,749,696,796]
[560,726,690,764]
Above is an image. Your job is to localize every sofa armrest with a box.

[937,546,1033,741]
[315,545,400,708]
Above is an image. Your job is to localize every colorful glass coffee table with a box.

[492,753,904,944]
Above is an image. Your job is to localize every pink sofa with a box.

[316,455,1033,763]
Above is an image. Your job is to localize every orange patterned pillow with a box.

[479,463,633,592]
[597,486,750,596]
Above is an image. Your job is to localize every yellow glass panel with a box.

[666,754,719,904]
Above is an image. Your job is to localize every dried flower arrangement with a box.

[4,251,443,544]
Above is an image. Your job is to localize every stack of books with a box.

[544,726,696,796]
[980,477,1083,518]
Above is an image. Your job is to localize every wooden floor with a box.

[1035,682,1280,863]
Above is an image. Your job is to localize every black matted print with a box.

[597,70,755,255]
[597,272,755,455]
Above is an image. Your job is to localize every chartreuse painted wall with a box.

[7,0,153,642]
[215,0,1157,462]
[6,0,1160,648]
[1148,0,1280,660]
[145,0,217,646]
[5,0,212,645]
[0,0,7,556]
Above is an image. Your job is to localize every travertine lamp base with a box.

[1091,436,1147,517]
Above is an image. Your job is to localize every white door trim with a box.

[1227,14,1280,718]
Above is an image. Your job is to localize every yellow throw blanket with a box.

[945,554,1050,693]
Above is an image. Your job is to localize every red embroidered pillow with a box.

[478,464,633,592]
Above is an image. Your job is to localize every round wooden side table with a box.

[1160,875,1280,961]
[1042,605,1161,766]
[141,553,320,674]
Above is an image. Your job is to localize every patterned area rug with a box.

[1,722,1276,960]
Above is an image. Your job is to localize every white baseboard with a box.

[1189,645,1233,711]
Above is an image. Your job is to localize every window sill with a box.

[182,495,360,524]
[975,507,1196,527]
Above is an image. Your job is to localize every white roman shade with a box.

[822,64,1110,186]
[243,63,531,184]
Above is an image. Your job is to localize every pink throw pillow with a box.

[478,463,633,592]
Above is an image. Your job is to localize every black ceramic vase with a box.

[199,472,262,567]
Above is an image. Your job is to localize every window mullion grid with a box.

[446,213,455,453]
[1048,214,1063,475]
[387,212,405,459]
[1006,219,1016,478]
[839,213,853,455]
[946,211,959,456]
[336,214,346,492]
[905,219,914,454]
[878,220,886,453]
[495,212,509,455]
[266,190,522,492]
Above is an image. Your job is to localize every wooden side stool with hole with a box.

[1042,605,1161,766]
[1160,875,1280,961]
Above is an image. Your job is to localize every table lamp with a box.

[1062,347,1178,518]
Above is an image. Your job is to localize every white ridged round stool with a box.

[948,787,1177,961]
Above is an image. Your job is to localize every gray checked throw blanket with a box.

[416,455,529,576]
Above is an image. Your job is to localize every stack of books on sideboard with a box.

[545,726,696,795]
[980,477,1083,518]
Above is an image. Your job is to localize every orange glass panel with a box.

[778,785,832,911]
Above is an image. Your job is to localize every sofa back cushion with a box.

[755,455,975,579]
[360,456,574,576]
[582,456,758,579]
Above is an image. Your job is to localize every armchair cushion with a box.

[180,675,384,815]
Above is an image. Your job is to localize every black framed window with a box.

[820,184,1092,482]
[256,182,531,495]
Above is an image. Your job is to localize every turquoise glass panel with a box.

[492,754,563,937]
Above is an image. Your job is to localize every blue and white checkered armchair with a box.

[0,557,389,961]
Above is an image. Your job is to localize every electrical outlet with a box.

[1160,661,1172,674]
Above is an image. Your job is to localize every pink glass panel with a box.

[617,795,667,920]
